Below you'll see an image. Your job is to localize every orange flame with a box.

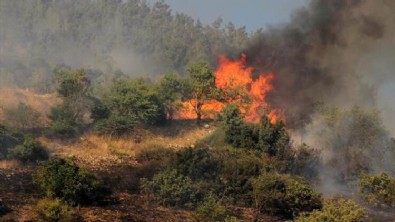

[177,54,285,124]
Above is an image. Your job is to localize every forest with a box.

[1,0,395,221]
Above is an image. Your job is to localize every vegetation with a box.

[3,103,41,129]
[94,78,166,135]
[0,124,23,159]
[49,69,93,138]
[141,170,203,208]
[32,198,76,222]
[172,146,221,181]
[184,61,217,124]
[33,159,109,206]
[0,1,393,221]
[252,173,322,219]
[360,173,395,208]
[194,195,229,222]
[8,137,48,163]
[295,199,368,222]
[306,106,395,182]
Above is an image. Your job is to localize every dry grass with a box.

[0,160,21,169]
[0,87,59,125]
[39,121,216,170]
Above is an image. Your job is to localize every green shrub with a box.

[359,172,395,208]
[8,137,48,163]
[252,173,322,219]
[214,148,265,206]
[141,170,203,208]
[194,195,229,222]
[33,159,109,206]
[33,198,76,222]
[295,199,368,222]
[48,105,79,138]
[291,144,320,181]
[172,146,221,181]
[0,124,23,159]
[134,147,175,180]
[94,114,137,136]
[221,105,291,158]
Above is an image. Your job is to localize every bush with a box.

[221,105,291,158]
[0,124,23,159]
[194,195,229,222]
[172,146,221,181]
[134,147,175,180]
[8,137,49,163]
[252,173,322,219]
[295,199,368,222]
[94,114,137,136]
[33,198,76,222]
[359,172,395,208]
[141,170,203,208]
[3,102,41,129]
[48,105,80,138]
[33,159,109,206]
[291,144,320,181]
[214,148,265,206]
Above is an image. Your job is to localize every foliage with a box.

[0,0,253,88]
[156,72,185,120]
[185,61,216,123]
[172,146,221,181]
[33,198,76,222]
[295,199,368,222]
[214,148,265,206]
[252,173,322,219]
[221,105,291,158]
[93,114,137,136]
[291,144,321,181]
[194,195,229,222]
[33,159,109,206]
[3,103,41,129]
[96,78,166,135]
[8,137,48,163]
[359,172,395,208]
[0,124,23,159]
[306,106,395,181]
[141,170,203,208]
[135,147,176,180]
[55,69,89,99]
[49,69,93,138]
[48,104,80,138]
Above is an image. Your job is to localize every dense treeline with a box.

[0,0,258,91]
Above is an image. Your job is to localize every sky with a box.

[148,0,310,32]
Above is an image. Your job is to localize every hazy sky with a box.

[148,0,310,32]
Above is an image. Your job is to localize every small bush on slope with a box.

[33,158,109,206]
[295,199,368,222]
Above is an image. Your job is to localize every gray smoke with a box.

[246,0,395,194]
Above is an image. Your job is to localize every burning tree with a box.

[178,54,285,124]
[184,61,217,124]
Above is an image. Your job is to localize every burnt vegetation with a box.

[0,0,395,221]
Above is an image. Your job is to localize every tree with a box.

[156,72,184,120]
[185,61,216,124]
[3,103,41,129]
[95,78,166,135]
[49,69,93,137]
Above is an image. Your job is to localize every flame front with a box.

[177,54,285,124]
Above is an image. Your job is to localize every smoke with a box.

[246,0,395,130]
[245,0,395,193]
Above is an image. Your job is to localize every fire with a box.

[177,53,285,124]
